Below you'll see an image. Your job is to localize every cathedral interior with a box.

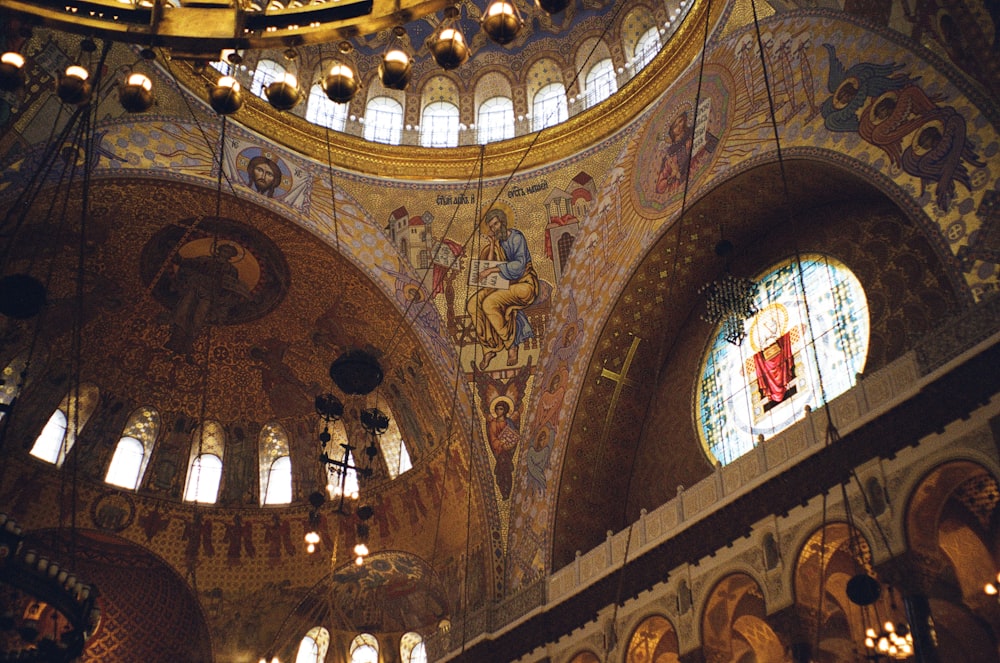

[0,0,999,661]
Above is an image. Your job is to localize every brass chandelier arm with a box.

[0,0,450,53]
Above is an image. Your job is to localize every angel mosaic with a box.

[476,359,532,500]
[820,44,985,211]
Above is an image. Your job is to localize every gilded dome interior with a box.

[0,0,997,661]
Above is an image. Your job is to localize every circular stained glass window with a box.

[696,255,869,465]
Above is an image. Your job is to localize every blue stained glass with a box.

[696,255,869,465]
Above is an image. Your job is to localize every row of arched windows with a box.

[213,0,685,147]
[239,52,639,146]
[292,629,426,663]
[14,386,411,505]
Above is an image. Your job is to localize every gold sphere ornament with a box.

[430,7,469,70]
[119,72,154,113]
[535,0,570,14]
[265,73,301,111]
[0,52,26,92]
[57,65,92,105]
[481,0,523,45]
[209,76,244,115]
[322,62,358,104]
[379,48,412,90]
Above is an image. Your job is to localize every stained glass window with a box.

[363,96,404,145]
[250,59,284,98]
[324,419,360,499]
[633,27,661,70]
[697,255,869,465]
[306,83,349,131]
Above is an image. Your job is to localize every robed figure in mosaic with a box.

[466,208,538,370]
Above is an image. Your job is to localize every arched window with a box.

[184,420,226,503]
[0,354,27,421]
[325,418,360,499]
[477,96,514,144]
[105,407,160,490]
[350,634,379,663]
[251,59,284,98]
[29,383,100,466]
[306,83,349,131]
[184,455,223,503]
[532,82,568,132]
[697,255,869,465]
[295,626,330,663]
[378,406,412,479]
[401,632,427,663]
[106,438,145,489]
[633,26,661,70]
[420,101,460,148]
[263,456,292,505]
[363,96,404,145]
[260,422,292,505]
[583,58,617,107]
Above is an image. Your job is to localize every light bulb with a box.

[126,72,152,90]
[355,555,364,565]
[385,49,409,64]
[65,65,89,81]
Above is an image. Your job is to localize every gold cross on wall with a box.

[597,334,642,451]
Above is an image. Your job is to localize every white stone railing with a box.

[547,346,927,604]
[432,297,1000,660]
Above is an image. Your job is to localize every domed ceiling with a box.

[1,0,994,660]
[4,177,453,438]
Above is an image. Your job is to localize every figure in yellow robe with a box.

[466,208,538,370]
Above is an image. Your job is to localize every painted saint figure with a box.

[466,208,538,369]
[247,155,282,198]
[655,110,718,194]
[486,396,520,500]
[166,243,252,355]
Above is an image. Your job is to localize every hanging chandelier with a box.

[0,514,101,662]
[310,349,387,566]
[699,239,758,346]
[428,6,470,71]
[378,26,413,91]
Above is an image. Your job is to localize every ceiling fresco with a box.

[0,0,998,661]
